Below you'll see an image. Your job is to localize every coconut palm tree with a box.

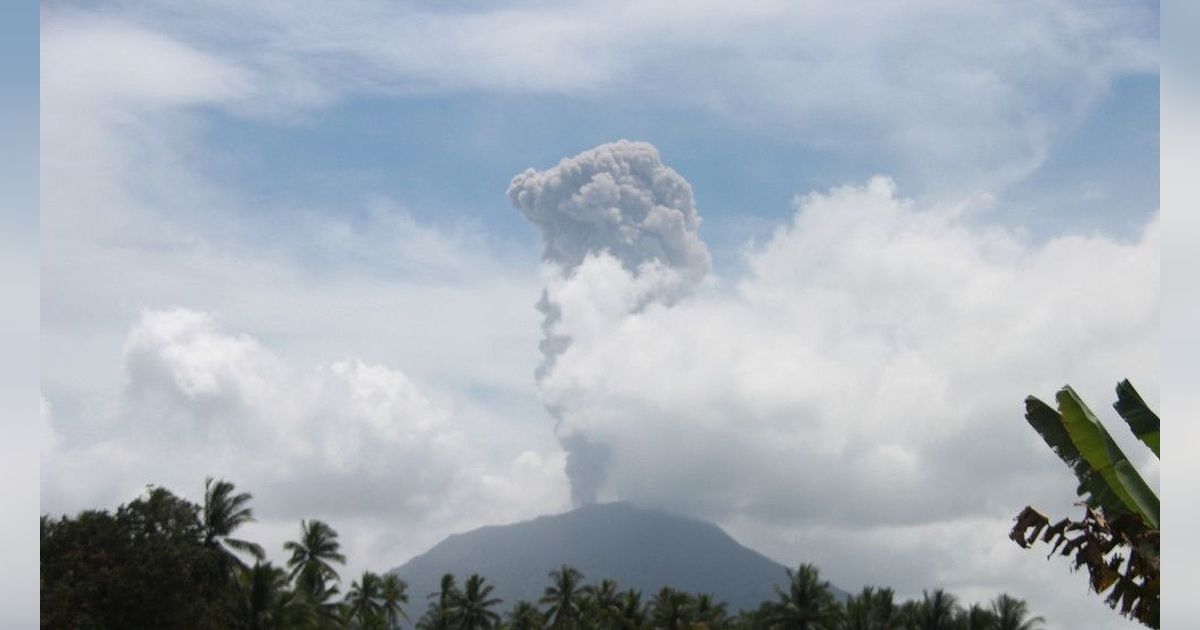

[616,589,648,630]
[650,587,694,630]
[843,586,904,630]
[201,477,265,576]
[235,560,287,630]
[692,593,729,628]
[955,603,998,630]
[507,601,547,630]
[842,587,875,630]
[585,579,622,629]
[284,519,347,602]
[990,594,1043,630]
[347,571,385,629]
[452,573,502,629]
[765,564,841,630]
[419,573,461,630]
[542,565,586,629]
[235,560,315,630]
[380,574,410,630]
[913,590,959,630]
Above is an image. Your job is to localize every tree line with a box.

[41,478,1044,630]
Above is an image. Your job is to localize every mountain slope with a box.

[388,502,846,614]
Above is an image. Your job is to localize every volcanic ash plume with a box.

[508,140,711,505]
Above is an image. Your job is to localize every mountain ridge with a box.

[387,501,847,614]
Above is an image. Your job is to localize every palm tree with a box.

[990,594,1044,630]
[284,519,347,602]
[419,573,460,630]
[765,564,841,630]
[842,587,874,630]
[201,477,265,575]
[616,589,648,630]
[692,593,729,628]
[844,587,903,630]
[506,601,547,630]
[955,603,998,630]
[585,579,622,629]
[650,587,694,630]
[235,561,315,630]
[380,574,410,630]
[913,590,959,630]
[236,560,287,630]
[452,573,502,629]
[347,571,385,629]
[541,565,586,629]
[896,600,920,628]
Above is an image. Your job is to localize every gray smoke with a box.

[509,140,711,280]
[509,140,710,505]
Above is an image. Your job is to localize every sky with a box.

[3,1,40,626]
[39,1,1160,628]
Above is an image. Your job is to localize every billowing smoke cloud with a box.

[509,140,711,505]
[509,140,710,279]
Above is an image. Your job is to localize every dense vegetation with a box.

[42,479,1044,630]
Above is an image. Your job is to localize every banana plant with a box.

[1021,380,1158,528]
[1011,380,1159,628]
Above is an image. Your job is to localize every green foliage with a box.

[380,574,411,629]
[287,519,348,604]
[990,593,1044,630]
[912,589,957,630]
[1013,380,1159,628]
[1113,379,1159,457]
[454,573,503,629]
[764,564,842,630]
[40,487,232,629]
[41,477,1050,630]
[506,601,548,630]
[346,571,385,628]
[203,477,266,575]
[417,573,461,630]
[842,586,902,630]
[541,565,587,628]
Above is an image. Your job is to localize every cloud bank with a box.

[42,309,569,578]
[514,143,1156,627]
[528,166,1157,521]
[49,1,1157,189]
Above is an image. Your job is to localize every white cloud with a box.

[38,5,1159,627]
[40,11,248,110]
[525,172,1157,628]
[539,175,1157,519]
[39,6,546,420]
[42,308,570,578]
[82,0,1157,189]
[38,15,563,565]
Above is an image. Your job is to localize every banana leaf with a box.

[1023,396,1130,517]
[1056,387,1159,529]
[1113,379,1159,458]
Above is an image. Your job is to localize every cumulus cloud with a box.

[42,309,569,577]
[509,141,711,505]
[517,159,1156,626]
[537,174,1157,519]
[39,6,547,434]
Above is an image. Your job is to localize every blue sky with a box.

[39,3,1160,628]
[200,62,1158,273]
[3,1,40,626]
